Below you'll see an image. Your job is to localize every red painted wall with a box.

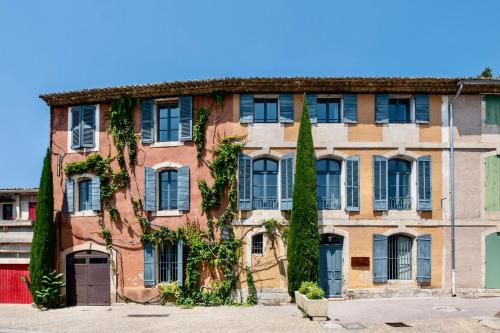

[0,264,32,304]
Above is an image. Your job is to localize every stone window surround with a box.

[150,98,183,148]
[70,173,98,217]
[151,161,183,217]
[66,104,100,154]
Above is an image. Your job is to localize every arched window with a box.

[252,159,278,209]
[316,159,341,210]
[388,234,412,280]
[388,159,412,210]
[159,170,178,210]
[78,179,92,211]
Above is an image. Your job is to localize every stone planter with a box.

[294,291,328,321]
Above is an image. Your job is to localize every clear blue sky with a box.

[1,0,499,187]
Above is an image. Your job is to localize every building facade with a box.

[0,188,37,303]
[41,77,500,305]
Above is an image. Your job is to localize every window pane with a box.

[317,102,327,123]
[254,102,265,122]
[160,170,178,210]
[329,101,340,122]
[267,101,278,122]
[78,180,91,211]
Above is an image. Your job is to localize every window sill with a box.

[150,141,184,148]
[71,211,98,217]
[152,210,182,217]
[67,146,99,154]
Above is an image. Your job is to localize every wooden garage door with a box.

[0,264,32,304]
[66,251,110,305]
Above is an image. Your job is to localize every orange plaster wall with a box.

[348,94,383,142]
[419,95,442,142]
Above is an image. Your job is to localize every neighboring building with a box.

[40,77,500,305]
[0,188,37,303]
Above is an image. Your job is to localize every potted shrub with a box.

[158,282,181,304]
[294,281,328,321]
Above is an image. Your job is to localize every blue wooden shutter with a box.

[373,156,388,210]
[306,94,317,124]
[177,165,190,211]
[237,154,252,210]
[71,106,82,149]
[375,94,389,123]
[91,175,101,211]
[343,94,357,123]
[177,239,183,286]
[279,94,294,123]
[81,105,96,148]
[179,96,192,141]
[417,156,432,211]
[415,94,429,124]
[65,178,74,213]
[240,94,254,123]
[417,234,432,283]
[141,99,154,144]
[280,152,294,210]
[143,242,156,286]
[345,156,360,211]
[373,234,388,283]
[144,167,156,211]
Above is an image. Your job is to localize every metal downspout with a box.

[448,80,464,297]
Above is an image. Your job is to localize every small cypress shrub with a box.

[287,95,320,299]
[28,149,56,305]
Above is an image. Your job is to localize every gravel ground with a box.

[0,297,499,333]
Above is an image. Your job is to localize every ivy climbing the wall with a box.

[192,107,210,160]
[108,95,138,167]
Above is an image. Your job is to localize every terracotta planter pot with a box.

[294,291,328,321]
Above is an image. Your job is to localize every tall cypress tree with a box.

[287,94,320,298]
[29,149,55,300]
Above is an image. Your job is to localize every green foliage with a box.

[262,218,289,249]
[158,282,181,304]
[108,205,120,221]
[298,281,324,300]
[245,266,257,305]
[108,95,138,166]
[193,107,210,160]
[287,95,320,298]
[29,149,56,304]
[32,271,64,309]
[480,67,493,78]
[99,227,112,250]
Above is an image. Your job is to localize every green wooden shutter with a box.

[177,165,190,211]
[144,167,156,211]
[65,178,74,213]
[417,156,432,211]
[143,242,156,286]
[141,99,154,144]
[240,94,254,123]
[177,239,183,286]
[179,96,192,141]
[415,94,429,124]
[91,175,101,211]
[486,95,500,125]
[280,152,294,210]
[71,106,82,149]
[306,94,317,124]
[373,234,388,283]
[486,155,500,211]
[485,232,500,288]
[237,154,252,210]
[343,94,357,123]
[417,234,432,283]
[81,105,96,147]
[373,156,388,210]
[279,94,294,123]
[345,156,360,211]
[375,94,389,123]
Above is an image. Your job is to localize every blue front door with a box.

[319,239,343,297]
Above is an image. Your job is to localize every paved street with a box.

[0,297,498,332]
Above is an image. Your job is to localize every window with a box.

[251,234,264,254]
[159,170,178,210]
[70,105,97,149]
[2,204,13,220]
[388,98,411,123]
[157,103,179,142]
[486,155,500,211]
[388,159,412,210]
[317,98,341,123]
[486,95,500,125]
[78,179,92,211]
[388,235,412,280]
[254,99,278,123]
[158,241,178,283]
[316,159,341,210]
[252,159,278,209]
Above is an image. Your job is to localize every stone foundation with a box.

[346,287,444,299]
[456,288,500,299]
